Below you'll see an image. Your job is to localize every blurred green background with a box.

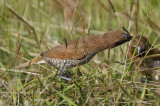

[0,0,160,105]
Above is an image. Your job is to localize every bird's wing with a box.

[41,36,98,60]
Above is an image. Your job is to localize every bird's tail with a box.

[14,56,46,69]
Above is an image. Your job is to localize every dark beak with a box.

[124,33,133,41]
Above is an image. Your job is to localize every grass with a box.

[0,0,160,105]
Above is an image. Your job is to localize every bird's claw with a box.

[60,76,71,81]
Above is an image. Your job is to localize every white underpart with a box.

[36,60,47,64]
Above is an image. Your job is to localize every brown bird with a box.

[128,36,160,80]
[16,30,132,80]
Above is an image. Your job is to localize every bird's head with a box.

[130,36,151,57]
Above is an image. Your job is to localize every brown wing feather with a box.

[151,48,160,60]
[41,35,99,60]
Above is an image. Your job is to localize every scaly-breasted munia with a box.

[128,36,160,80]
[16,30,132,80]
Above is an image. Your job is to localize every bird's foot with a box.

[58,68,72,81]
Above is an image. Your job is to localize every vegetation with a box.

[0,0,159,105]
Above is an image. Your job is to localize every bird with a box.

[15,30,132,80]
[128,35,160,81]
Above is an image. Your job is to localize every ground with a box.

[0,0,160,105]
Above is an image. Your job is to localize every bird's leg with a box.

[58,67,71,81]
